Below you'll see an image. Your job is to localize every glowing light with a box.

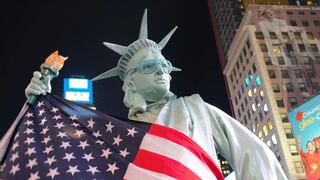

[272,134,277,144]
[260,90,264,97]
[256,76,261,86]
[245,77,250,86]
[252,103,256,112]
[248,89,253,97]
[263,104,269,112]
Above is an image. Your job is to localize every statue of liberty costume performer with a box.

[21,9,287,180]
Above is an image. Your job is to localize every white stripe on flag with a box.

[140,133,217,180]
[124,163,176,180]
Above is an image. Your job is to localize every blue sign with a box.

[63,78,93,104]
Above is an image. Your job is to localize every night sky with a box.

[0,0,230,137]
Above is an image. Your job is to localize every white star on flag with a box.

[9,164,20,175]
[68,114,78,121]
[51,107,59,113]
[113,134,123,146]
[25,147,36,156]
[82,153,94,162]
[40,126,49,135]
[45,156,57,166]
[101,148,112,159]
[25,112,34,118]
[86,165,100,175]
[74,130,85,137]
[10,152,19,162]
[43,145,54,155]
[92,131,102,138]
[39,117,47,126]
[54,122,65,129]
[28,171,40,180]
[66,165,80,176]
[42,136,51,145]
[95,140,104,145]
[87,118,95,129]
[78,140,89,150]
[119,148,130,158]
[36,101,44,108]
[24,137,35,145]
[24,128,35,135]
[105,121,114,133]
[26,158,38,169]
[46,167,60,179]
[106,162,119,175]
[127,127,138,137]
[57,131,67,138]
[59,141,71,150]
[63,152,76,162]
[52,114,62,120]
[71,122,80,128]
[12,142,19,151]
[38,109,46,117]
[24,120,34,126]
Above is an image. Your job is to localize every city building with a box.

[224,5,320,179]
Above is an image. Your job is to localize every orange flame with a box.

[44,51,68,70]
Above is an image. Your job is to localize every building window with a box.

[280,113,289,123]
[286,11,293,15]
[273,44,282,54]
[277,56,285,65]
[302,20,309,27]
[314,20,320,27]
[290,57,298,65]
[246,39,251,49]
[282,32,289,41]
[294,162,304,173]
[276,99,285,107]
[294,69,303,78]
[298,11,305,15]
[260,44,268,52]
[285,43,294,53]
[298,83,307,92]
[302,57,311,65]
[310,44,319,52]
[289,97,298,107]
[312,83,320,93]
[267,120,273,130]
[252,63,256,73]
[310,11,316,15]
[243,47,247,56]
[263,125,268,137]
[281,70,289,78]
[307,32,315,40]
[285,83,293,92]
[294,32,302,40]
[268,70,276,79]
[290,20,297,26]
[272,134,278,145]
[299,44,306,52]
[289,145,299,156]
[307,68,316,78]
[264,56,272,65]
[255,32,264,40]
[284,128,294,139]
[269,32,277,39]
[236,61,240,70]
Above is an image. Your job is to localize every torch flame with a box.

[44,51,68,70]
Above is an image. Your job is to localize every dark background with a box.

[0,0,230,137]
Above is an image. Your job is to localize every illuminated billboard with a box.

[63,78,93,104]
[288,95,320,179]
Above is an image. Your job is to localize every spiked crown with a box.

[92,9,181,81]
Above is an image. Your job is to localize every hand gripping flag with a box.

[0,94,224,180]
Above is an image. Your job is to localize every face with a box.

[127,49,171,102]
[307,141,314,152]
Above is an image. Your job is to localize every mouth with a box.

[155,79,167,84]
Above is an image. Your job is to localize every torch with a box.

[27,51,68,105]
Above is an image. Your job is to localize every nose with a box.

[155,64,164,75]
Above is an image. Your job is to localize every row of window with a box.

[286,11,317,16]
[259,43,319,54]
[256,31,319,41]
[264,56,320,67]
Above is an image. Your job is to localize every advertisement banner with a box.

[288,95,320,179]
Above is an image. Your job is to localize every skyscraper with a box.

[224,5,320,179]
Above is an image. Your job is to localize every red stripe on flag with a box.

[133,149,201,180]
[148,123,224,180]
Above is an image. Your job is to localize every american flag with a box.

[0,94,224,180]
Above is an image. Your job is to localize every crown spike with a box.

[158,26,178,50]
[139,9,148,39]
[103,42,128,55]
[92,67,119,81]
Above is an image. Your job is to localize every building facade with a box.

[224,5,320,179]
